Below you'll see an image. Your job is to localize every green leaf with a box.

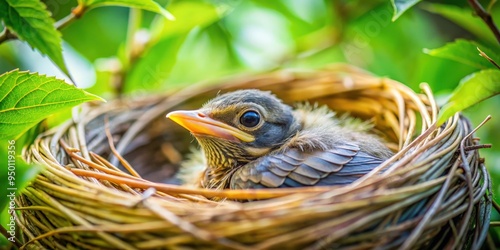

[167,25,243,85]
[0,0,70,76]
[391,0,422,21]
[424,39,500,70]
[84,0,174,20]
[437,69,500,125]
[124,35,186,93]
[0,70,104,139]
[150,0,221,42]
[421,3,497,45]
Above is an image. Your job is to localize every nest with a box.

[17,64,491,249]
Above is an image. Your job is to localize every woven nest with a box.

[18,64,491,249]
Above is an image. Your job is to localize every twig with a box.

[452,115,491,248]
[0,27,16,44]
[0,225,23,248]
[60,139,140,179]
[493,199,500,214]
[54,13,77,30]
[467,0,500,44]
[69,168,331,200]
[104,116,142,178]
[478,47,500,70]
[464,144,492,151]
[490,221,500,226]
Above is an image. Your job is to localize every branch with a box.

[467,0,500,44]
[478,47,500,69]
[54,13,78,31]
[0,27,16,44]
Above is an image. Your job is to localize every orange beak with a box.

[166,110,255,143]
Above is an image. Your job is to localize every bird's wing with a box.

[230,143,385,189]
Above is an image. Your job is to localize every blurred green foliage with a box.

[0,0,500,247]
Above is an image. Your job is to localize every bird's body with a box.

[167,89,393,189]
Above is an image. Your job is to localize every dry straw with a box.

[17,64,490,249]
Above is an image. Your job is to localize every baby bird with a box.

[167,89,393,190]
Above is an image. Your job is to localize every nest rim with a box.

[17,64,491,250]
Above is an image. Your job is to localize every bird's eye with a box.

[239,111,260,128]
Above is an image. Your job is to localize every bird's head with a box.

[167,89,300,170]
